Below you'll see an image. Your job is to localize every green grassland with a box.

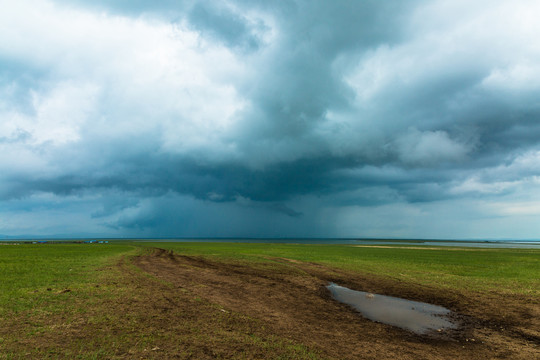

[1,242,538,314]
[0,241,538,359]
[0,242,323,359]
[142,242,540,295]
[0,243,136,314]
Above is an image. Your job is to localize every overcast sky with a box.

[1,0,540,239]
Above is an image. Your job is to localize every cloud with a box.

[2,0,540,238]
[187,2,265,51]
[395,128,471,166]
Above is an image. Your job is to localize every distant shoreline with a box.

[1,237,539,248]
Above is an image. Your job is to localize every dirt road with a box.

[132,248,539,359]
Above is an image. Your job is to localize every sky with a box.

[1,0,540,239]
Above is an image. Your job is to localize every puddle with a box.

[327,283,458,334]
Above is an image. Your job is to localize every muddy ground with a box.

[2,247,538,359]
[131,248,538,359]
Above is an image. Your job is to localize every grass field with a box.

[0,241,538,359]
[144,242,540,294]
[0,244,136,314]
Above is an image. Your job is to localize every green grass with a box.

[0,243,135,314]
[1,241,538,304]
[139,242,540,295]
[0,241,538,359]
[0,242,322,359]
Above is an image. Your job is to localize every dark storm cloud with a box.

[187,3,262,51]
[234,0,417,135]
[3,148,341,203]
[2,0,540,237]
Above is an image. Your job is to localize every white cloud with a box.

[0,82,99,146]
[450,178,519,195]
[0,0,247,157]
[450,151,540,196]
[395,129,470,166]
[343,0,540,121]
[482,64,540,92]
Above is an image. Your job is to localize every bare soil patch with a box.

[2,248,537,359]
[131,248,539,359]
[1,253,317,359]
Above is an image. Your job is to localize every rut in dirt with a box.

[128,247,540,360]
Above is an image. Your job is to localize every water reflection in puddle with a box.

[327,283,458,334]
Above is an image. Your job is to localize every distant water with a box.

[2,238,540,248]
[137,238,540,249]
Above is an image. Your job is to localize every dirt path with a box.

[132,248,539,359]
